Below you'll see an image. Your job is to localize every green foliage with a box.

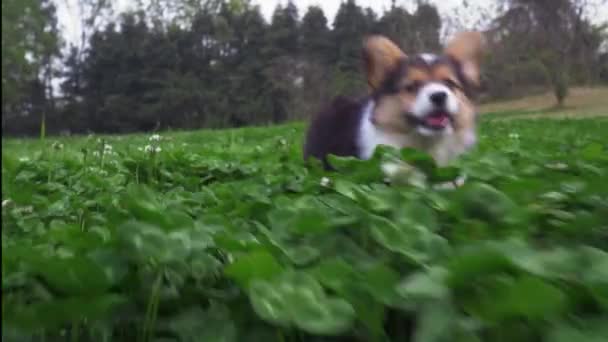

[488,0,605,103]
[249,271,356,335]
[4,0,607,136]
[2,0,59,133]
[4,0,452,136]
[2,116,608,341]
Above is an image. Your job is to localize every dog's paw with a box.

[381,160,427,188]
[433,175,467,190]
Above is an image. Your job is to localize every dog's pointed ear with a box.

[363,35,407,90]
[444,31,486,86]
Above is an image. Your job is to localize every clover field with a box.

[2,116,608,342]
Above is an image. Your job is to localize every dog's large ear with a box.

[363,35,407,90]
[444,31,486,86]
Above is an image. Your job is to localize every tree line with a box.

[2,0,607,136]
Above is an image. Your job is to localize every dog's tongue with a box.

[425,113,449,128]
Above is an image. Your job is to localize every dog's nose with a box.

[429,91,447,107]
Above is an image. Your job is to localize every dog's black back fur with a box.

[303,96,368,170]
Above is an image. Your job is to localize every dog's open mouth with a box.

[418,111,453,130]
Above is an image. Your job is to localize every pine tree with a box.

[267,1,300,57]
[332,0,369,68]
[300,6,331,64]
[331,0,371,96]
[413,3,441,52]
[377,6,414,53]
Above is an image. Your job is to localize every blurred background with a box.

[2,0,607,136]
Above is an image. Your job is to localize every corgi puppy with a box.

[304,31,486,171]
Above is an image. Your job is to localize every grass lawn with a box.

[481,86,608,120]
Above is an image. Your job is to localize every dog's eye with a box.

[443,79,460,89]
[403,81,422,93]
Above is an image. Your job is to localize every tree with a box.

[298,6,333,117]
[377,6,414,52]
[1,0,447,135]
[2,0,60,136]
[300,6,331,64]
[56,0,114,134]
[331,0,371,96]
[265,1,301,123]
[220,2,273,126]
[65,0,114,87]
[332,0,369,68]
[493,0,600,106]
[267,1,300,56]
[413,3,441,52]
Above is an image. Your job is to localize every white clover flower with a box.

[144,145,154,153]
[381,162,401,177]
[155,146,162,153]
[149,134,162,142]
[381,161,427,188]
[2,199,13,208]
[102,144,114,155]
[320,177,331,187]
[52,141,64,150]
[545,162,568,170]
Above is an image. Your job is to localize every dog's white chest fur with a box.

[358,101,414,159]
[428,131,476,166]
[357,100,476,166]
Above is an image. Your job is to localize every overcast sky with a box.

[56,0,607,47]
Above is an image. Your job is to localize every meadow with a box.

[2,89,608,341]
